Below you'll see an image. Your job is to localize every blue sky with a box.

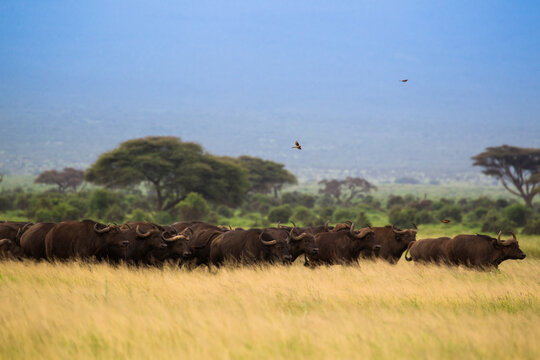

[1,1,539,175]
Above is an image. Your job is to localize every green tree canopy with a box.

[318,177,377,206]
[85,136,250,211]
[472,145,540,207]
[235,155,297,197]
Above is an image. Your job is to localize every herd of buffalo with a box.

[0,219,527,269]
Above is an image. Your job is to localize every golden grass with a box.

[0,259,539,360]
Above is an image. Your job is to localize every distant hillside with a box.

[1,106,538,184]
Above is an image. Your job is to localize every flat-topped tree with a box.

[319,177,377,206]
[35,168,84,192]
[85,136,250,211]
[235,156,297,198]
[472,145,540,208]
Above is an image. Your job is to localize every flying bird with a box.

[400,79,408,82]
[292,140,302,150]
[440,219,451,224]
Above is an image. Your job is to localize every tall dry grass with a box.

[0,259,539,359]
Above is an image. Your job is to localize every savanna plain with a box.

[1,241,539,360]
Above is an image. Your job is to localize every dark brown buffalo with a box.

[45,220,130,261]
[20,222,56,260]
[405,232,526,268]
[209,229,292,267]
[404,237,452,264]
[267,226,319,262]
[0,221,33,245]
[185,226,228,269]
[308,224,379,265]
[123,222,168,264]
[360,225,418,263]
[0,238,23,259]
[154,227,193,265]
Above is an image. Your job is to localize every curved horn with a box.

[277,222,282,229]
[291,221,297,228]
[324,220,329,232]
[366,223,372,229]
[412,223,418,229]
[162,233,187,242]
[349,222,355,235]
[511,232,517,241]
[94,223,112,234]
[289,228,303,241]
[136,225,152,238]
[497,230,502,244]
[259,232,277,246]
[392,225,408,235]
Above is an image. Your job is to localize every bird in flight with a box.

[400,79,408,82]
[292,140,302,150]
[440,219,451,224]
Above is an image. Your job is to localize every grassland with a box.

[1,256,539,360]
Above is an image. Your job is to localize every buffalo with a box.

[209,229,292,267]
[308,223,379,265]
[0,221,33,245]
[405,232,526,269]
[0,238,23,259]
[360,225,418,263]
[20,222,56,260]
[45,220,130,261]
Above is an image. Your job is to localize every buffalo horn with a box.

[324,220,329,232]
[136,225,152,238]
[259,232,277,245]
[94,223,112,234]
[162,233,187,242]
[497,230,502,244]
[392,225,408,235]
[349,222,355,235]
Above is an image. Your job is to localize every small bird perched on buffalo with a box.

[292,140,302,150]
[440,219,451,224]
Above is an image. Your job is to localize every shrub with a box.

[435,205,462,223]
[504,203,531,227]
[315,207,334,221]
[355,211,371,227]
[176,193,210,221]
[292,206,316,227]
[88,188,122,219]
[470,207,489,221]
[333,208,357,224]
[387,195,404,209]
[267,204,293,223]
[52,203,79,222]
[153,211,174,225]
[414,209,434,225]
[481,217,516,233]
[216,205,234,218]
[523,216,540,235]
[35,208,55,222]
[105,204,125,223]
[388,207,417,228]
[281,192,316,209]
[129,209,153,222]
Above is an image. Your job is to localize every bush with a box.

[435,205,462,223]
[281,192,316,209]
[292,206,316,227]
[153,211,174,225]
[315,206,334,221]
[414,209,434,225]
[216,205,234,218]
[387,195,404,209]
[105,204,125,223]
[504,203,531,227]
[267,204,293,223]
[469,207,489,221]
[129,209,153,222]
[333,208,357,224]
[523,216,540,235]
[355,211,371,227]
[176,193,210,221]
[88,188,122,219]
[388,206,417,228]
[35,208,55,222]
[481,217,516,233]
[52,203,79,222]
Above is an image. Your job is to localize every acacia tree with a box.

[85,136,250,211]
[472,145,540,207]
[235,156,297,198]
[319,177,377,206]
[35,167,85,192]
